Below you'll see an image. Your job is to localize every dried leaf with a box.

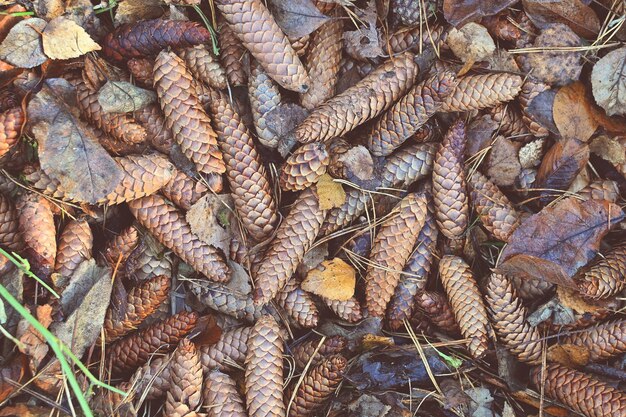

[589,135,626,166]
[591,46,626,117]
[186,194,234,254]
[0,18,48,68]
[553,82,598,141]
[522,0,601,38]
[268,0,330,39]
[557,286,605,314]
[344,1,383,60]
[16,305,52,370]
[498,198,624,287]
[447,23,495,72]
[526,88,558,135]
[547,344,589,367]
[361,334,394,350]
[41,17,100,60]
[114,0,165,26]
[0,404,54,417]
[443,0,517,27]
[536,139,589,203]
[316,173,346,210]
[486,136,521,187]
[98,81,156,113]
[27,78,124,204]
[0,360,25,403]
[302,258,356,300]
[192,314,222,346]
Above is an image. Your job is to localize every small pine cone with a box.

[166,339,203,414]
[103,225,139,267]
[177,45,228,90]
[432,120,469,240]
[291,335,347,370]
[365,193,428,317]
[134,104,176,155]
[322,297,363,323]
[161,169,208,210]
[153,51,225,175]
[0,107,24,158]
[576,245,626,300]
[367,71,457,156]
[488,104,530,139]
[468,170,520,242]
[200,326,251,371]
[577,180,620,203]
[214,0,309,92]
[54,219,92,284]
[75,80,147,145]
[103,19,212,62]
[511,275,554,301]
[104,275,171,342]
[390,0,423,26]
[276,279,319,328]
[386,24,445,55]
[130,355,171,400]
[380,142,438,189]
[218,18,248,87]
[439,255,490,358]
[0,193,23,251]
[16,193,56,278]
[280,143,330,191]
[190,280,263,322]
[300,18,343,110]
[415,291,459,334]
[319,188,369,236]
[518,79,551,137]
[485,273,542,364]
[127,58,155,86]
[253,188,327,305]
[244,315,285,417]
[530,364,626,417]
[560,319,626,362]
[295,52,419,143]
[128,195,230,282]
[204,88,279,241]
[288,355,347,417]
[249,60,282,148]
[203,370,247,417]
[109,311,198,375]
[438,73,522,113]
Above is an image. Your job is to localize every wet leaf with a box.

[0,18,48,68]
[443,0,517,27]
[498,198,624,286]
[522,0,601,38]
[98,81,156,113]
[536,139,589,203]
[316,173,346,210]
[41,17,100,60]
[553,82,598,141]
[268,0,330,39]
[186,194,234,254]
[302,258,356,301]
[591,46,626,117]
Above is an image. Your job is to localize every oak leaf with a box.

[553,82,598,141]
[302,257,356,300]
[41,17,100,60]
[591,46,626,117]
[0,18,48,68]
[316,174,346,210]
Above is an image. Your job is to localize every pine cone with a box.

[280,143,330,191]
[276,279,319,328]
[368,71,456,156]
[518,79,551,137]
[288,34,310,57]
[97,130,148,156]
[319,188,369,236]
[390,0,423,26]
[488,104,529,139]
[134,104,176,155]
[103,19,212,62]
[127,58,155,86]
[387,24,445,55]
[415,291,459,334]
[560,320,626,362]
[177,45,227,90]
[0,107,23,158]
[511,275,554,301]
[130,354,171,400]
[203,370,247,417]
[204,88,279,242]
[200,326,251,371]
[253,188,327,305]
[128,195,230,282]
[153,50,225,175]
[16,193,56,278]
[0,193,22,251]
[439,255,490,358]
[249,60,282,148]
[322,297,363,323]
[468,170,520,242]
[288,355,347,417]
[244,315,285,417]
[218,18,248,87]
[365,193,428,317]
[165,339,203,415]
[530,364,626,417]
[54,219,92,286]
[433,120,469,240]
[438,73,522,113]
[190,280,262,322]
[109,311,198,375]
[108,154,176,205]
[291,335,347,370]
[125,237,173,284]
[214,0,309,92]
[485,273,542,364]
[161,169,208,210]
[381,142,438,189]
[295,52,419,143]
[103,225,139,268]
[576,245,626,300]
[577,180,620,203]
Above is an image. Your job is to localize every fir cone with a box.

[319,188,369,236]
[291,335,347,370]
[190,279,262,322]
[0,107,23,159]
[560,319,626,362]
[203,370,247,417]
[439,255,490,358]
[103,225,139,268]
[54,219,92,285]
[518,79,551,137]
[488,104,530,139]
[391,0,423,26]
[177,45,227,90]
[249,60,282,148]
[322,297,363,323]
[438,73,522,113]
[576,245,626,300]
[200,326,251,371]
[130,354,171,400]
[161,169,208,210]
[276,279,319,328]
[0,193,22,251]
[577,180,620,203]
[16,192,56,278]
[380,142,438,189]
[280,142,330,191]
[386,24,445,55]
[125,237,173,284]
[134,104,176,155]
[218,18,248,87]
[415,291,459,334]
[165,339,203,416]
[97,130,148,156]
[511,275,554,301]
[288,34,310,57]
[127,58,155,86]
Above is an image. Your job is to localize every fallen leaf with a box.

[186,194,234,254]
[361,334,394,350]
[17,305,52,370]
[522,0,601,38]
[302,258,356,300]
[41,17,100,60]
[526,88,558,135]
[556,286,604,314]
[466,114,498,157]
[114,0,165,26]
[536,139,589,204]
[268,0,330,39]
[269,103,310,157]
[0,18,48,68]
[316,173,346,210]
[344,0,383,60]
[443,0,517,27]
[0,359,25,403]
[553,82,598,141]
[498,198,624,286]
[191,314,222,346]
[27,78,124,204]
[298,243,329,276]
[486,136,521,187]
[547,344,590,367]
[589,135,626,166]
[0,5,27,43]
[0,404,55,417]
[98,81,156,113]
[447,23,495,74]
[466,387,494,417]
[591,46,626,117]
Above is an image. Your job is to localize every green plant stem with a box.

[193,4,220,55]
[0,248,60,299]
[61,344,126,396]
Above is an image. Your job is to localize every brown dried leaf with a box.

[591,46,626,117]
[17,305,52,370]
[536,139,589,203]
[486,136,521,187]
[316,173,346,210]
[0,359,25,403]
[186,194,233,254]
[41,17,100,60]
[192,314,222,346]
[0,404,55,417]
[0,18,48,68]
[498,198,624,287]
[526,88,558,135]
[268,0,330,39]
[447,23,495,69]
[344,1,383,60]
[547,344,589,367]
[302,258,356,301]
[97,81,156,113]
[114,0,165,26]
[443,0,517,27]
[553,82,598,141]
[522,0,600,38]
[589,135,626,166]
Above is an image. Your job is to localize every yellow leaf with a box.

[361,334,394,350]
[42,17,100,60]
[316,174,346,210]
[301,258,355,301]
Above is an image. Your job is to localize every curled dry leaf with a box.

[302,257,356,301]
[498,198,624,287]
[443,0,517,27]
[522,0,600,38]
[447,23,495,72]
[0,18,48,68]
[316,173,346,210]
[268,0,330,39]
[41,17,101,60]
[553,81,598,141]
[546,344,590,367]
[97,81,156,113]
[186,194,234,254]
[591,46,626,117]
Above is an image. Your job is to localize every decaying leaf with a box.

[486,136,521,187]
[344,1,383,60]
[98,81,156,113]
[186,193,234,254]
[302,258,356,301]
[16,305,52,370]
[591,46,626,117]
[498,198,624,286]
[536,139,589,203]
[522,0,601,38]
[553,82,598,141]
[443,0,517,27]
[268,0,330,39]
[0,360,25,403]
[114,0,165,26]
[525,88,558,135]
[447,23,495,73]
[0,18,48,68]
[41,17,100,60]
[316,174,346,210]
[589,135,626,166]
[547,344,590,367]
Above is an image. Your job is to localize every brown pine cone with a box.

[530,364,626,417]
[130,354,171,400]
[288,355,347,417]
[560,319,626,362]
[215,0,309,92]
[134,104,176,155]
[203,370,247,417]
[244,315,285,417]
[300,17,343,110]
[200,326,251,371]
[103,225,139,268]
[577,180,620,203]
[511,275,554,301]
[96,130,148,156]
[127,58,155,86]
[153,51,225,175]
[518,79,551,137]
[380,142,438,189]
[288,34,310,57]
[433,120,469,240]
[104,275,170,342]
[190,280,262,322]
[576,245,626,300]
[322,297,363,323]
[125,237,173,283]
[415,291,460,334]
[128,195,230,282]
[485,273,542,364]
[365,193,428,317]
[165,339,203,416]
[386,24,445,55]
[249,60,282,148]
[0,193,23,251]
[54,219,92,285]
[280,143,330,191]
[488,104,530,139]
[218,18,248,87]
[253,188,327,305]
[438,73,522,113]
[0,107,23,159]
[103,19,212,62]
[16,192,56,278]
[468,170,520,242]
[390,0,423,26]
[319,188,369,236]
[109,311,198,375]
[177,45,227,90]
[368,71,457,156]
[439,255,490,358]
[295,52,419,143]
[276,279,319,328]
[161,169,208,210]
[291,335,347,370]
[203,88,279,242]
